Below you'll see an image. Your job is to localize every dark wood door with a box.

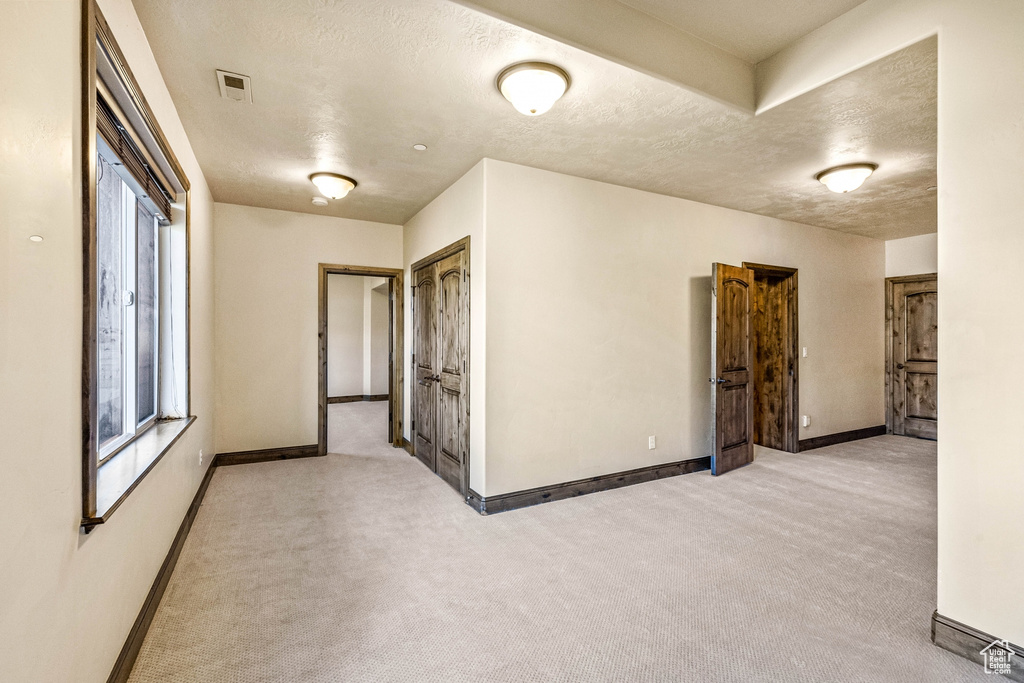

[413,264,438,472]
[891,277,937,439]
[434,252,466,493]
[711,263,755,475]
[412,249,468,495]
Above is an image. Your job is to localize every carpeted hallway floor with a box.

[128,407,985,682]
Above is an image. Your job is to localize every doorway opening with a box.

[710,262,798,475]
[744,262,799,454]
[317,264,404,457]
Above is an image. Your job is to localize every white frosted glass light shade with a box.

[310,173,357,199]
[497,63,570,116]
[816,164,877,193]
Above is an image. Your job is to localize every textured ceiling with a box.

[133,0,936,240]
[617,0,870,63]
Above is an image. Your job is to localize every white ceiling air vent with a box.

[216,70,253,103]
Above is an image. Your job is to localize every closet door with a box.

[413,264,437,471]
[412,245,469,496]
[434,251,466,494]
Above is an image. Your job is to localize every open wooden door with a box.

[711,263,755,475]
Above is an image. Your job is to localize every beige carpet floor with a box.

[128,414,985,682]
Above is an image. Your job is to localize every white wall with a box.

[757,0,1024,649]
[214,203,402,453]
[886,233,937,277]
[369,283,390,395]
[0,1,216,681]
[482,160,884,496]
[403,162,487,490]
[327,274,366,396]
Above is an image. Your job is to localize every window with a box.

[95,148,160,463]
[83,3,192,529]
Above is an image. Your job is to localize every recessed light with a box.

[29,235,43,242]
[310,172,357,199]
[311,197,329,207]
[413,144,427,151]
[816,163,878,193]
[496,61,570,116]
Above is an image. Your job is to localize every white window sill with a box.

[82,416,196,530]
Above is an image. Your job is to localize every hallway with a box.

[127,435,982,682]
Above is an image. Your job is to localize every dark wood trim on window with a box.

[82,0,192,524]
[318,265,405,456]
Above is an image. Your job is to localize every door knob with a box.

[896,363,905,370]
[708,377,727,384]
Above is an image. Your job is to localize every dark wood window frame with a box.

[318,264,405,456]
[81,1,193,530]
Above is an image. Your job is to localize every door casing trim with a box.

[317,264,405,456]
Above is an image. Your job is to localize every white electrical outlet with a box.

[199,449,204,465]
[802,416,811,428]
[648,435,656,450]
[802,347,808,358]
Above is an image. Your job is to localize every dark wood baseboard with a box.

[401,438,414,455]
[327,394,389,404]
[213,444,319,467]
[798,425,886,452]
[466,457,711,515]
[107,464,216,683]
[932,611,1023,681]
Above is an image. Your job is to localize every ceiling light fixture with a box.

[496,62,570,116]
[816,163,878,193]
[311,197,329,207]
[413,144,427,151]
[29,235,43,242]
[310,172,357,199]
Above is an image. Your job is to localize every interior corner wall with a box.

[0,0,216,681]
[885,233,937,277]
[935,0,1024,647]
[327,274,366,397]
[213,203,402,454]
[482,159,884,497]
[402,161,486,491]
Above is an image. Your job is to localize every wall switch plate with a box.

[199,449,204,465]
[802,416,811,428]
[648,436,656,450]
[802,347,808,358]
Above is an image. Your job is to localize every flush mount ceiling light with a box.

[412,144,427,151]
[816,163,878,193]
[310,172,357,199]
[496,62,570,116]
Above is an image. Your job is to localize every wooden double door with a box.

[412,244,469,495]
[887,274,937,439]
